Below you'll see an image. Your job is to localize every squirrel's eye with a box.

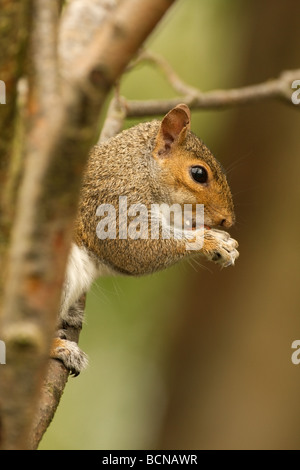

[190,166,208,184]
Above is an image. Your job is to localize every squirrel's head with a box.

[152,104,235,229]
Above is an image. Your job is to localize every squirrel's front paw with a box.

[203,229,239,267]
[50,337,88,376]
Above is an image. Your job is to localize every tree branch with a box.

[98,88,127,143]
[0,0,63,451]
[0,0,176,450]
[123,58,300,117]
[130,49,200,97]
[98,57,300,144]
[0,0,33,199]
[59,0,121,72]
[0,0,33,312]
[28,294,86,450]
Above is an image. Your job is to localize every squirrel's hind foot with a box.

[50,337,88,376]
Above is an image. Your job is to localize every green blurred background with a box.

[41,0,300,450]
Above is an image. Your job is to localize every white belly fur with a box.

[60,243,114,320]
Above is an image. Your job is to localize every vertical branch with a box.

[0,0,177,450]
[0,0,62,450]
[59,0,121,71]
[28,295,87,450]
[98,92,127,142]
[0,0,33,200]
[30,0,60,113]
[0,0,33,304]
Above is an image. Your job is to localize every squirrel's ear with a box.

[154,104,191,158]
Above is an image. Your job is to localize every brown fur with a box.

[74,105,236,275]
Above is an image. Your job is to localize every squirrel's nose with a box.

[219,214,235,228]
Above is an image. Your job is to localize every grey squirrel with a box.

[51,104,239,375]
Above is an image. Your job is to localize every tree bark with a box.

[0,0,176,450]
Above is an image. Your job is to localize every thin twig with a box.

[98,90,127,143]
[132,50,200,97]
[123,59,300,117]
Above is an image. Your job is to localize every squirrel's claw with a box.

[203,229,239,267]
[50,338,88,376]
